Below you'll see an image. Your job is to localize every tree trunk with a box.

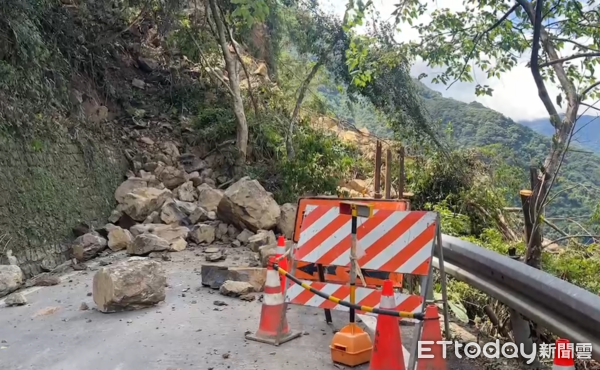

[208,0,248,163]
[287,59,323,159]
[516,0,580,269]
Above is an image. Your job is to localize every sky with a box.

[317,0,566,122]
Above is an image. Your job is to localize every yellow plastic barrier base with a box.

[330,323,372,367]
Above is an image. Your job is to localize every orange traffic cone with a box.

[275,235,288,291]
[245,259,301,346]
[553,338,575,370]
[369,280,405,370]
[416,304,447,370]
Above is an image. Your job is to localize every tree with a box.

[387,0,600,269]
[281,1,347,159]
[206,0,249,164]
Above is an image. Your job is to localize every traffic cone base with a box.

[369,280,405,370]
[553,338,575,370]
[417,304,447,370]
[330,323,373,367]
[245,267,301,346]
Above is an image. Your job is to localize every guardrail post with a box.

[374,141,382,199]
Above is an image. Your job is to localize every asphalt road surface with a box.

[0,250,493,370]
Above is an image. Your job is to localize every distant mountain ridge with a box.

[318,80,600,218]
[520,115,600,154]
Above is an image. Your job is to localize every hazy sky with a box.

[317,0,565,122]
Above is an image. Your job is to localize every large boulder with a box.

[277,203,297,239]
[196,183,223,212]
[130,224,188,241]
[160,201,190,225]
[93,259,166,312]
[121,187,172,221]
[114,178,148,203]
[190,224,216,244]
[128,234,170,255]
[107,226,133,252]
[72,232,108,262]
[173,181,197,202]
[217,177,280,232]
[201,265,266,291]
[155,166,186,189]
[0,265,24,297]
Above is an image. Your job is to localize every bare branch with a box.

[580,102,600,113]
[551,37,600,52]
[186,28,235,97]
[542,235,600,248]
[580,81,600,99]
[539,52,600,68]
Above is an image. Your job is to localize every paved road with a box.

[0,250,488,370]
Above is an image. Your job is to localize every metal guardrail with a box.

[433,234,600,362]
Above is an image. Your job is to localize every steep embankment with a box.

[0,1,212,276]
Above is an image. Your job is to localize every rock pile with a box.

[67,143,297,268]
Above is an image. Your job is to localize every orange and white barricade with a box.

[285,196,450,370]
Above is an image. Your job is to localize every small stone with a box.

[205,252,225,262]
[213,300,228,306]
[219,281,254,297]
[5,293,27,307]
[79,302,89,311]
[222,353,230,359]
[239,294,255,302]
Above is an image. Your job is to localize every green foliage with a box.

[230,0,270,27]
[275,121,358,203]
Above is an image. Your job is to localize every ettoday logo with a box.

[418,340,592,364]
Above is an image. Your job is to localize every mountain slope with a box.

[521,115,600,154]
[318,81,600,218]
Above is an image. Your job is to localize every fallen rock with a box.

[107,226,133,252]
[227,224,240,239]
[217,177,280,232]
[197,184,224,212]
[277,203,297,239]
[175,200,197,215]
[187,171,203,187]
[174,181,197,202]
[240,294,256,302]
[121,187,173,221]
[27,274,61,287]
[132,78,146,89]
[128,234,170,255]
[168,237,187,252]
[79,302,89,311]
[236,229,254,244]
[72,232,108,262]
[206,251,225,262]
[247,232,271,252]
[348,179,368,193]
[108,209,122,223]
[93,259,166,312]
[219,281,254,297]
[179,153,207,173]
[190,224,216,244]
[155,166,186,190]
[214,223,228,241]
[114,177,148,203]
[130,224,189,243]
[143,211,161,224]
[0,265,24,298]
[201,265,266,291]
[160,201,190,225]
[259,246,276,267]
[5,293,27,306]
[190,206,209,224]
